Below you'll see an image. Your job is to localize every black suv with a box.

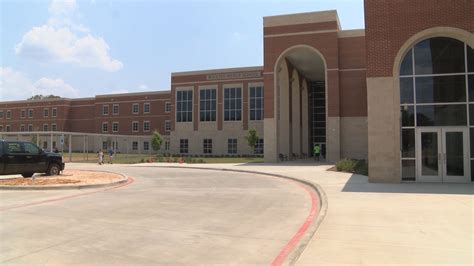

[0,140,65,177]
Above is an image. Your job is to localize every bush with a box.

[335,159,368,175]
[197,158,205,163]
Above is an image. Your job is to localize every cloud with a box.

[0,67,79,101]
[138,84,148,90]
[15,0,122,72]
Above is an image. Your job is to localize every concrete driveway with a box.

[0,165,313,265]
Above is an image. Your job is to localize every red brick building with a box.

[1,0,472,183]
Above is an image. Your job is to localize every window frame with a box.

[143,120,150,132]
[20,109,26,119]
[176,88,193,123]
[112,122,119,133]
[43,124,48,131]
[52,108,57,118]
[179,139,189,154]
[132,103,139,114]
[203,139,213,154]
[143,102,151,114]
[102,105,109,116]
[165,120,171,132]
[43,108,49,118]
[227,138,237,154]
[132,121,139,132]
[165,102,171,113]
[102,122,108,133]
[249,83,264,121]
[223,84,243,121]
[199,86,217,122]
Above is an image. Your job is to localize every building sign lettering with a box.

[206,71,261,80]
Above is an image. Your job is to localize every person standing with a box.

[313,144,321,161]
[98,150,104,165]
[108,148,114,164]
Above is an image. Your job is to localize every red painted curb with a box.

[0,176,134,212]
[270,180,319,266]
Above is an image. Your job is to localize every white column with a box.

[68,134,72,162]
[50,133,53,152]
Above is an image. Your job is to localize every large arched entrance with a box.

[274,45,327,160]
[397,36,473,183]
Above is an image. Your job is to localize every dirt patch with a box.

[0,170,124,186]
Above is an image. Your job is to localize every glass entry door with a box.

[416,127,470,183]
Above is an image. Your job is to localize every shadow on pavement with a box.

[342,174,474,195]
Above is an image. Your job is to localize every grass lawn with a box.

[64,152,264,164]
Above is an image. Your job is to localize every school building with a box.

[1,0,473,183]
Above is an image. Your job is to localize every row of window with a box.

[179,138,264,155]
[0,108,57,119]
[176,86,264,123]
[102,102,172,116]
[0,124,58,132]
[103,140,170,151]
[101,121,171,133]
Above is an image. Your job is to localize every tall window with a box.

[249,86,264,120]
[144,103,150,113]
[203,139,212,154]
[227,139,237,154]
[102,105,109,115]
[43,124,48,131]
[176,90,193,122]
[20,125,25,132]
[28,124,33,131]
[132,141,138,150]
[0,110,3,119]
[112,122,119,132]
[180,139,189,154]
[5,125,11,132]
[43,108,49,117]
[132,103,139,114]
[132,121,139,132]
[113,104,119,115]
[51,124,57,131]
[28,109,33,118]
[143,121,150,132]
[399,37,473,181]
[144,141,150,151]
[165,120,171,132]
[254,139,264,155]
[52,108,57,117]
[224,87,242,121]
[200,88,216,121]
[21,109,26,118]
[6,110,11,119]
[102,122,108,132]
[165,102,171,113]
[165,141,170,151]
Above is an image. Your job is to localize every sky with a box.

[0,0,365,101]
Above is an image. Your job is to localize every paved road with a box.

[0,164,312,265]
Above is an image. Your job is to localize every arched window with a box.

[399,37,474,182]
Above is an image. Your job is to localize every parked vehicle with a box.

[0,140,65,177]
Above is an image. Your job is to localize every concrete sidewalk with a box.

[129,162,473,265]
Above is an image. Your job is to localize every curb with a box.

[0,170,128,191]
[135,165,328,266]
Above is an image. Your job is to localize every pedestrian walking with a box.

[98,150,104,165]
[313,144,321,161]
[108,148,114,164]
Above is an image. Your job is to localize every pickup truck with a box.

[0,140,65,177]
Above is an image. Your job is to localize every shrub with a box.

[197,158,205,163]
[335,159,369,175]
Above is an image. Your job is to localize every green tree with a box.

[151,131,163,154]
[27,94,61,101]
[245,128,259,154]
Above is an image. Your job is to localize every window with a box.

[165,102,171,113]
[7,142,22,153]
[20,125,25,132]
[102,122,108,132]
[254,138,264,155]
[43,108,49,117]
[165,141,170,151]
[52,108,57,117]
[399,37,473,181]
[21,109,26,118]
[203,139,212,154]
[224,87,242,121]
[28,124,33,131]
[102,105,109,115]
[180,139,189,153]
[113,104,119,115]
[176,90,193,122]
[51,124,57,131]
[165,120,171,132]
[132,121,139,132]
[28,109,33,118]
[144,141,150,151]
[5,125,11,132]
[143,121,150,132]
[249,86,264,120]
[112,122,119,132]
[23,142,40,154]
[52,141,57,149]
[0,111,3,119]
[132,141,138,150]
[6,110,11,119]
[132,103,139,114]
[0,126,3,132]
[102,141,108,150]
[199,88,216,121]
[43,124,48,131]
[144,103,150,114]
[228,139,237,154]
[43,141,48,149]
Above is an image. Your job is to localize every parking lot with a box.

[0,165,313,265]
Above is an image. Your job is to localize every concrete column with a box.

[301,81,309,155]
[291,70,301,156]
[277,60,290,157]
[68,134,72,162]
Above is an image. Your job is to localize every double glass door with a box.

[417,127,470,183]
